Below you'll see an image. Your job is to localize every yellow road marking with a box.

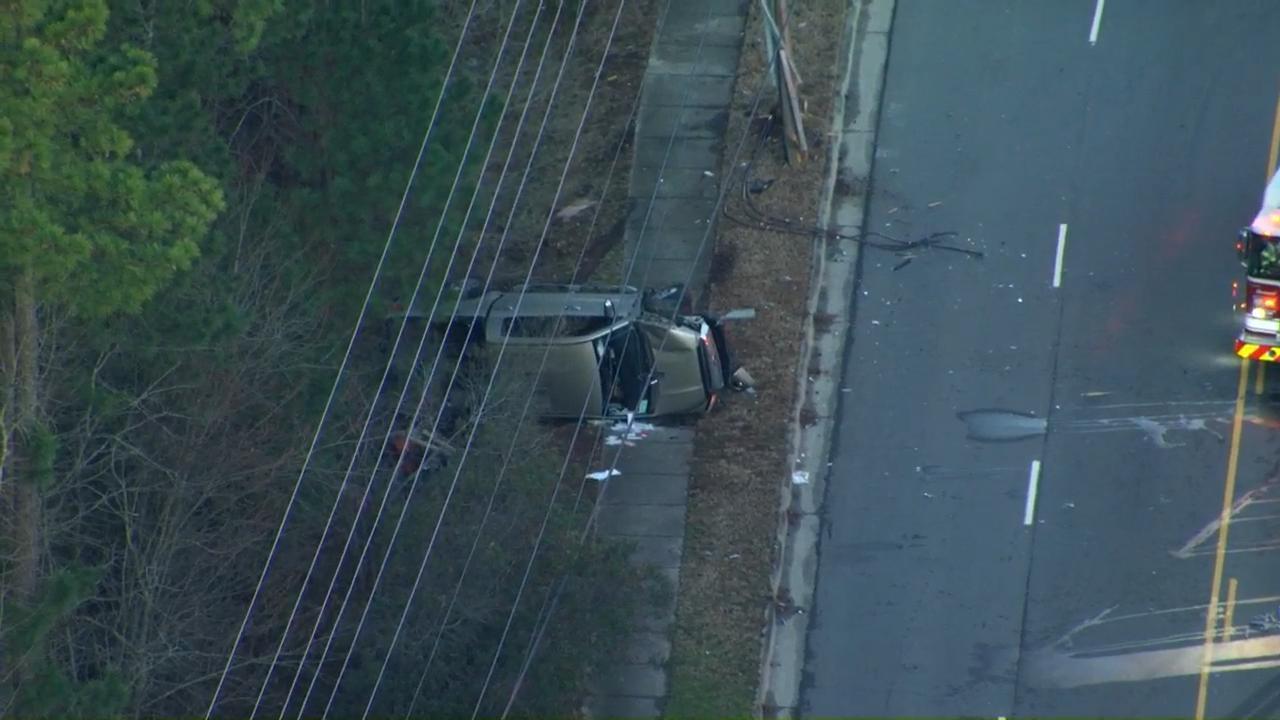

[1224,578,1239,640]
[1257,363,1266,395]
[1195,359,1249,720]
[1195,91,1280,718]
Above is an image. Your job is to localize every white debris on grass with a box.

[586,469,622,481]
[554,197,597,221]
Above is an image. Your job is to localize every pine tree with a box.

[0,0,222,711]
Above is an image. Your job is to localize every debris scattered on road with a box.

[1063,502,1075,509]
[791,470,810,485]
[927,201,943,208]
[892,257,913,271]
[703,170,715,177]
[922,492,934,498]
[1081,391,1112,399]
[1248,610,1280,636]
[586,469,621,481]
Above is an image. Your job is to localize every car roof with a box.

[395,283,643,322]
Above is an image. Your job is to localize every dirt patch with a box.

[663,1,848,717]
[709,243,739,287]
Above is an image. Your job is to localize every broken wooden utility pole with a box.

[763,0,808,164]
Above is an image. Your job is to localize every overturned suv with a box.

[393,283,736,419]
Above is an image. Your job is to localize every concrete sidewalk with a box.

[626,0,748,307]
[584,1,750,717]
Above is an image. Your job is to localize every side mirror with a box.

[1238,228,1251,267]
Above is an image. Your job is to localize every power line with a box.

[402,16,649,715]
[384,0,724,711]
[266,2,549,717]
[203,2,482,715]
[464,1,730,713]
[312,0,602,709]
[500,574,564,718]
[491,46,782,720]
[547,0,732,533]
[283,4,563,719]
[254,1,537,715]
[278,0,601,714]
[357,0,651,713]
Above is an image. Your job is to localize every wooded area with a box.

[0,0,657,716]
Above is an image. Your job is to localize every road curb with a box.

[755,0,896,716]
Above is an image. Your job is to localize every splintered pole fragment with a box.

[778,48,808,163]
[773,0,807,164]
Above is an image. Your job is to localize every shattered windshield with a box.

[1248,232,1280,280]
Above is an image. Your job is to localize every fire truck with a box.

[1236,169,1280,361]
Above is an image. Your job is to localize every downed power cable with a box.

[722,112,984,260]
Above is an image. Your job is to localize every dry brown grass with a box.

[526,0,657,285]
[664,1,848,716]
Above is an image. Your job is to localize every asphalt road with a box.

[802,1,1280,717]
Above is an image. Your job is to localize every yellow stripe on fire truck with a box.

[1237,343,1280,361]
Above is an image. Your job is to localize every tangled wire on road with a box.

[722,112,984,261]
[1248,608,1280,637]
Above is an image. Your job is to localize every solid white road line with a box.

[1089,0,1106,45]
[1024,460,1042,526]
[1054,223,1068,288]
